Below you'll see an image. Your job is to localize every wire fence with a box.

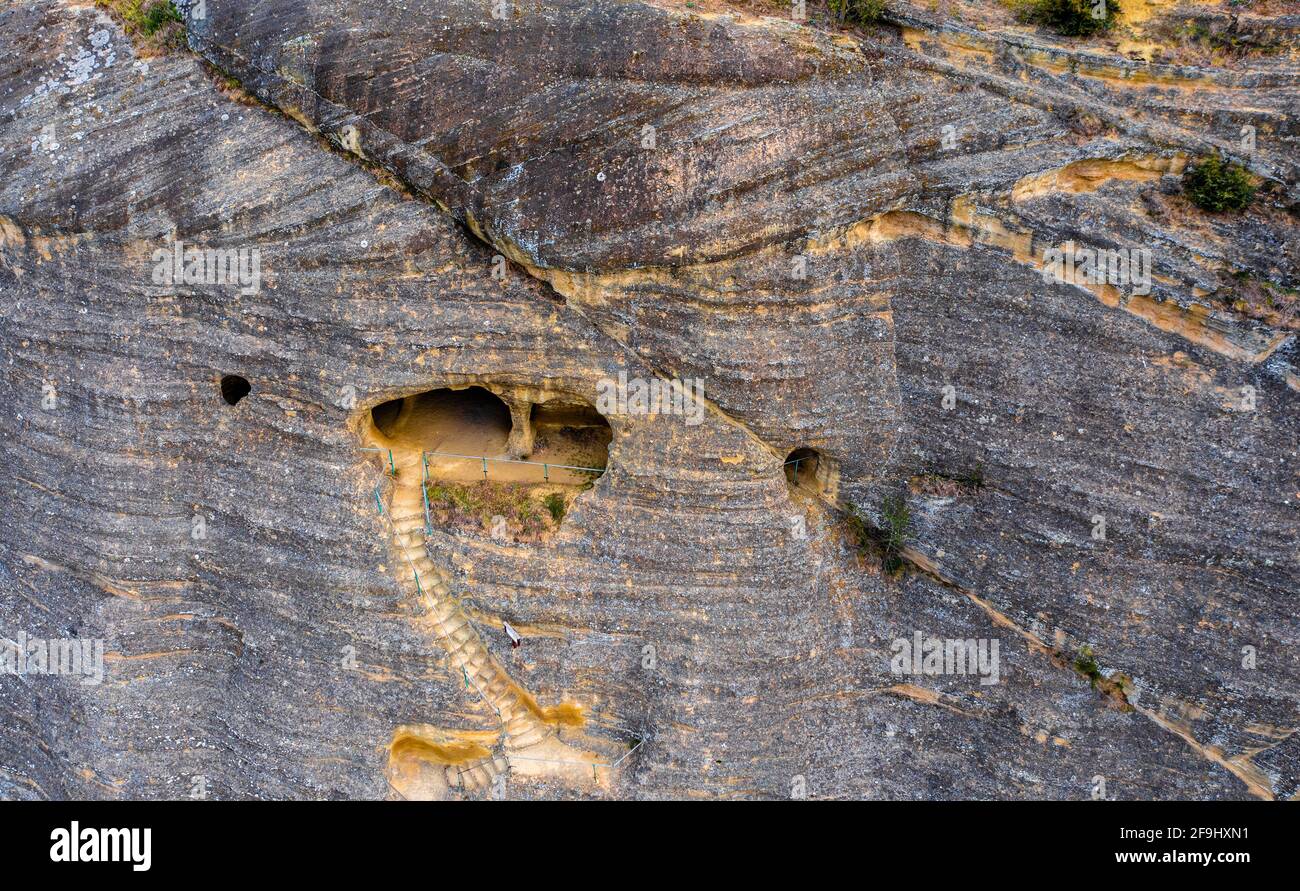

[422,449,605,482]
[362,445,607,525]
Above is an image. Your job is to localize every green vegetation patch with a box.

[542,492,567,524]
[1183,155,1256,213]
[910,464,985,497]
[1073,645,1103,687]
[844,495,912,575]
[828,0,888,26]
[1011,0,1121,37]
[95,1,186,55]
[425,481,573,542]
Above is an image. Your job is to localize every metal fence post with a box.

[421,452,432,533]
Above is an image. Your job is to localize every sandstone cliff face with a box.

[0,0,1295,799]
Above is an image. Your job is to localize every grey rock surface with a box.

[0,0,1295,799]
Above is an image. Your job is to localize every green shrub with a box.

[1013,0,1121,37]
[94,0,185,52]
[139,0,182,34]
[543,492,567,524]
[1182,155,1256,213]
[1073,645,1103,688]
[879,494,911,573]
[844,497,911,574]
[828,0,887,25]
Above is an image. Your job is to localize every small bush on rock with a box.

[94,0,186,54]
[1013,0,1121,37]
[828,0,888,25]
[543,492,567,524]
[1182,155,1256,213]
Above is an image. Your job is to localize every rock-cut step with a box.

[380,479,555,749]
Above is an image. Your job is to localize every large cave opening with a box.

[370,386,512,456]
[366,385,611,491]
[528,397,612,472]
[363,387,613,542]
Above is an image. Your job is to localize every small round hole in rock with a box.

[220,375,251,406]
[785,447,821,490]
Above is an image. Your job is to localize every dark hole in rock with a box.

[370,396,403,436]
[220,375,251,406]
[785,447,821,490]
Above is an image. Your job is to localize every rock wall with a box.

[1,0,1295,799]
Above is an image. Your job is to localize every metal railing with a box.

[360,446,607,532]
[422,449,605,481]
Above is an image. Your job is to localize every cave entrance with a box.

[785,447,822,491]
[370,386,513,458]
[527,397,612,479]
[368,386,610,486]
